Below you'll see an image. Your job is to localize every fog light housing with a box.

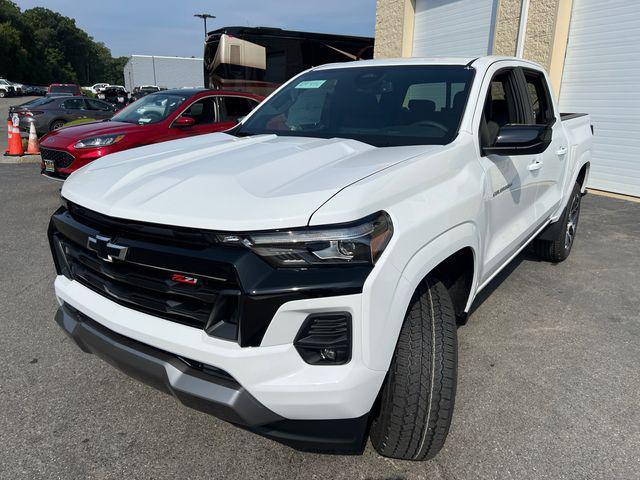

[294,313,352,365]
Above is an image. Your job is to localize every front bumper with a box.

[56,301,370,452]
[55,275,384,421]
[56,302,282,426]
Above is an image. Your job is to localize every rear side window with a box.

[523,69,554,125]
[222,96,257,121]
[61,99,85,110]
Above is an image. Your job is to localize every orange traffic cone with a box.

[4,120,11,155]
[26,122,40,155]
[6,122,24,157]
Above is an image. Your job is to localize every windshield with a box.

[111,93,187,125]
[237,65,474,147]
[50,85,78,93]
[21,97,55,108]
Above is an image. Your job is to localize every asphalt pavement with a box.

[1,164,638,480]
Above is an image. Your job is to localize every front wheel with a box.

[49,120,66,131]
[0,91,6,98]
[534,181,582,262]
[370,277,457,461]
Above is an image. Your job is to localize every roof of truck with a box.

[314,56,544,71]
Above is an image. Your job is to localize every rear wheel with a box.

[370,277,457,461]
[49,120,66,131]
[0,91,6,98]
[534,181,582,262]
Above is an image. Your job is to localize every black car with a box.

[23,85,47,96]
[97,86,129,109]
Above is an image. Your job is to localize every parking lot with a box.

[0,163,638,479]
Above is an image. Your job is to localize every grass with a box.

[63,118,99,127]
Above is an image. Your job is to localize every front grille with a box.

[67,202,213,248]
[50,206,242,335]
[41,148,75,169]
[56,236,232,329]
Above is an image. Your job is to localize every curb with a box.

[0,154,41,164]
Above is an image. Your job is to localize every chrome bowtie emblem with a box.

[87,235,128,262]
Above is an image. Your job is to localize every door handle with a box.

[528,160,543,172]
[556,146,568,156]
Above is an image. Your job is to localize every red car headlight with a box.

[74,134,125,149]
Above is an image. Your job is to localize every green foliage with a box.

[64,118,100,127]
[0,0,125,85]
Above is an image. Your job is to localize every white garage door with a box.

[559,0,640,196]
[412,0,498,57]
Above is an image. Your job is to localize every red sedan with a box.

[39,89,264,179]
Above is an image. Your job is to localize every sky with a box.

[15,0,377,58]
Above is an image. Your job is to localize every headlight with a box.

[74,134,125,149]
[217,212,393,267]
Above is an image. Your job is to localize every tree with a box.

[0,0,125,85]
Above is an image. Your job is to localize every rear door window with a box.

[61,99,85,110]
[221,96,258,122]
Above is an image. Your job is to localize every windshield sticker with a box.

[295,80,326,89]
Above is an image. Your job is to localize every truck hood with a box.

[62,133,436,231]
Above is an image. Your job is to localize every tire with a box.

[370,277,457,461]
[534,181,582,262]
[49,120,66,131]
[0,91,6,98]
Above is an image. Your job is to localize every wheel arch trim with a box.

[363,222,480,372]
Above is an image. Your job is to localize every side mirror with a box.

[174,116,195,128]
[483,124,552,156]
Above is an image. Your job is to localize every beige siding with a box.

[493,0,522,56]
[523,0,560,70]
[374,0,415,58]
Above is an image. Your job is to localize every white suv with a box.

[49,56,592,460]
[0,78,16,97]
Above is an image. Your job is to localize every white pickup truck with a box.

[49,56,592,460]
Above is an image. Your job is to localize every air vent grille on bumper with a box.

[294,313,352,365]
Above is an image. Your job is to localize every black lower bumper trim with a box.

[56,303,282,427]
[55,303,369,452]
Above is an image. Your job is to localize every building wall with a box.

[374,0,573,95]
[492,0,521,56]
[374,0,415,58]
[522,0,560,70]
